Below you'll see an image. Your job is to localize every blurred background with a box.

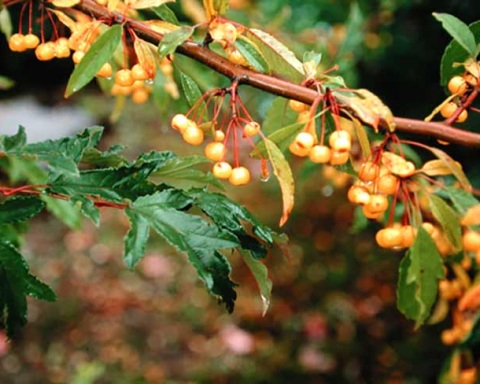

[1,0,480,383]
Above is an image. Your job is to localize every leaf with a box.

[446,186,479,215]
[124,211,150,269]
[81,145,127,168]
[240,250,272,316]
[247,28,304,83]
[144,20,180,34]
[152,4,179,25]
[0,75,14,90]
[0,197,45,225]
[128,0,174,10]
[397,227,445,328]
[433,13,477,57]
[421,159,458,176]
[134,38,157,79]
[65,24,123,97]
[262,97,297,135]
[264,138,294,227]
[428,147,471,189]
[179,71,205,110]
[251,121,304,158]
[158,27,193,61]
[128,191,240,311]
[342,112,371,159]
[50,0,80,6]
[428,194,462,251]
[0,7,12,40]
[440,21,480,87]
[203,0,229,18]
[235,36,270,73]
[0,239,56,338]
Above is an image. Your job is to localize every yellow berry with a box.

[295,132,315,150]
[362,205,383,220]
[222,23,237,44]
[229,166,251,186]
[463,231,480,252]
[115,69,134,87]
[367,194,389,213]
[183,126,204,146]
[244,122,261,137]
[35,43,56,61]
[347,185,371,205]
[309,145,331,164]
[329,130,351,152]
[329,150,349,165]
[289,99,308,112]
[132,64,149,81]
[24,34,40,49]
[205,142,226,162]
[97,63,113,78]
[376,227,404,248]
[8,34,26,52]
[359,162,379,182]
[214,130,225,142]
[171,114,190,133]
[457,109,468,123]
[132,89,149,104]
[400,225,416,248]
[448,76,467,95]
[377,174,399,195]
[440,102,458,119]
[111,84,132,96]
[213,162,232,179]
[55,43,70,59]
[72,51,85,64]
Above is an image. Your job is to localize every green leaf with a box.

[303,51,322,66]
[81,145,127,168]
[264,138,295,227]
[124,211,150,269]
[262,97,298,135]
[350,206,369,234]
[235,36,270,73]
[440,21,480,87]
[152,4,179,25]
[65,24,122,97]
[240,250,272,316]
[429,194,462,251]
[0,7,12,40]
[251,121,304,158]
[0,75,14,90]
[158,27,193,61]
[397,227,445,328]
[0,197,45,225]
[246,28,304,83]
[0,126,26,152]
[128,191,240,311]
[433,13,477,57]
[212,0,229,15]
[446,186,479,215]
[0,239,55,337]
[179,71,206,114]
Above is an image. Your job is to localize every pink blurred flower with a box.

[219,325,255,355]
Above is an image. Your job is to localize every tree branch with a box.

[76,0,480,148]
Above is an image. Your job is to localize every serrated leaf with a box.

[81,145,127,168]
[240,250,272,316]
[0,126,26,152]
[152,4,179,25]
[235,36,270,73]
[264,138,294,227]
[397,227,445,328]
[429,194,462,251]
[440,21,480,87]
[0,197,45,225]
[124,211,150,269]
[127,0,174,10]
[179,71,205,111]
[247,28,304,83]
[65,24,123,97]
[446,186,479,215]
[433,13,477,57]
[428,147,470,189]
[158,26,193,61]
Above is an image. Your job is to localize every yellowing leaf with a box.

[203,0,215,19]
[51,10,77,32]
[424,93,458,122]
[126,0,175,10]
[428,147,471,190]
[108,0,121,12]
[134,38,157,78]
[144,20,179,34]
[421,159,460,176]
[51,0,80,7]
[461,204,480,226]
[264,138,294,227]
[381,151,408,174]
[342,111,371,159]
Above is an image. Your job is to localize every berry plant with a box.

[2,0,480,381]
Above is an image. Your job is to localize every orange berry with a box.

[329,130,351,153]
[229,50,247,66]
[182,126,204,146]
[115,69,134,87]
[297,110,311,123]
[421,222,437,237]
[376,227,404,248]
[132,64,150,81]
[459,368,477,384]
[289,99,308,113]
[295,132,315,150]
[359,162,379,182]
[475,250,480,267]
[440,102,458,119]
[97,63,113,78]
[463,231,480,252]
[362,205,383,220]
[243,122,261,137]
[448,76,467,95]
[377,174,399,195]
[132,80,145,90]
[347,185,371,205]
[457,109,468,123]
[160,63,173,76]
[229,166,251,186]
[214,130,225,142]
[464,74,478,87]
[289,141,310,157]
[171,114,190,133]
[441,329,458,345]
[309,145,331,164]
[72,51,85,64]
[132,89,149,104]
[35,43,55,61]
[55,43,71,59]
[330,150,349,165]
[111,84,132,96]
[213,162,232,179]
[222,23,237,44]
[367,194,389,213]
[400,225,416,248]
[8,33,26,52]
[396,161,415,178]
[204,142,226,161]
[24,34,40,49]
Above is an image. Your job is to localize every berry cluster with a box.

[440,72,479,123]
[209,20,250,67]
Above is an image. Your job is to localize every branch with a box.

[76,0,480,148]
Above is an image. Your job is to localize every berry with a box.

[440,329,458,345]
[309,145,331,163]
[24,34,40,49]
[213,162,233,179]
[115,69,134,87]
[367,194,389,213]
[229,166,251,186]
[440,102,457,119]
[72,51,85,64]
[421,222,437,237]
[132,64,149,81]
[362,205,383,219]
[288,99,307,112]
[295,132,315,150]
[464,74,478,87]
[347,185,371,205]
[160,63,173,76]
[35,43,56,61]
[8,34,26,52]
[448,76,467,95]
[55,43,71,59]
[400,225,416,248]
[171,114,190,133]
[97,63,113,78]
[244,122,261,137]
[329,130,351,152]
[463,231,480,252]
[214,130,225,142]
[459,368,477,384]
[359,162,379,182]
[376,227,404,248]
[329,150,349,165]
[289,141,310,157]
[182,126,204,146]
[396,161,415,178]
[297,110,311,123]
[111,84,132,96]
[132,89,149,104]
[457,109,468,123]
[222,23,237,44]
[377,174,398,195]
[204,142,226,161]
